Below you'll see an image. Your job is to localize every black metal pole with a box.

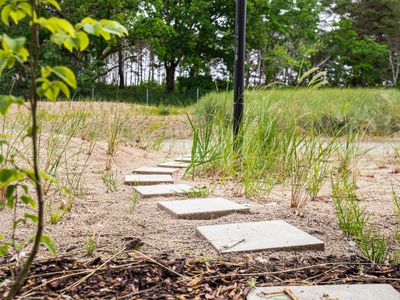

[233,0,247,151]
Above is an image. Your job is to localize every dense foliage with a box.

[1,0,398,95]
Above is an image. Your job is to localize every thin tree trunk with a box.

[118,49,124,88]
[149,48,155,82]
[6,1,44,297]
[389,50,400,86]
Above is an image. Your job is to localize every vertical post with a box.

[146,88,149,105]
[196,88,199,102]
[91,87,94,100]
[233,0,247,151]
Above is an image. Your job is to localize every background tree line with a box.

[1,0,399,96]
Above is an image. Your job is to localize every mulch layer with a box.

[1,251,399,299]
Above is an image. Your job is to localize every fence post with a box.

[146,89,149,105]
[91,87,94,100]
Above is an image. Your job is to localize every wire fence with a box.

[1,70,218,106]
[75,86,211,106]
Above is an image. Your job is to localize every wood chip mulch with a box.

[1,252,399,299]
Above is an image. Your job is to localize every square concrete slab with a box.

[124,174,173,185]
[133,184,195,197]
[158,161,190,168]
[247,284,400,300]
[158,198,250,219]
[196,220,324,253]
[133,167,179,175]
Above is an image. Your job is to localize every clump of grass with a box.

[157,104,170,116]
[129,191,139,213]
[106,112,126,170]
[393,187,400,243]
[290,135,337,208]
[190,88,342,204]
[102,171,117,193]
[357,226,390,263]
[84,232,97,255]
[332,174,367,237]
[331,173,394,264]
[185,187,211,198]
[47,190,73,224]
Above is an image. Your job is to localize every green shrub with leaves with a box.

[0,1,127,298]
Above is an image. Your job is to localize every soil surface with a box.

[1,102,400,298]
[0,128,399,261]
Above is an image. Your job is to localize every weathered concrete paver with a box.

[133,167,179,175]
[158,161,190,168]
[247,284,400,300]
[133,183,195,197]
[196,220,324,253]
[158,197,250,219]
[124,174,173,185]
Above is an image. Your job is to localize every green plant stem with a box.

[6,2,44,298]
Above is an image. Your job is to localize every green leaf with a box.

[40,171,57,183]
[21,195,36,208]
[53,81,70,98]
[1,5,12,26]
[43,0,61,11]
[0,233,4,239]
[78,18,128,40]
[24,213,38,224]
[41,66,53,78]
[9,8,25,25]
[1,34,29,65]
[0,4,29,26]
[0,244,8,256]
[41,235,56,255]
[76,31,89,51]
[52,66,76,88]
[5,184,15,199]
[0,95,24,115]
[0,168,25,187]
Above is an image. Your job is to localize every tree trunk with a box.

[118,49,124,88]
[165,63,176,93]
[149,48,155,82]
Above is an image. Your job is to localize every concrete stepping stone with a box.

[247,284,400,300]
[133,167,178,175]
[196,220,324,253]
[158,161,190,168]
[158,197,250,219]
[133,183,195,198]
[175,155,209,163]
[175,156,192,163]
[124,174,173,185]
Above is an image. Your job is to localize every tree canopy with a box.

[1,0,398,92]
